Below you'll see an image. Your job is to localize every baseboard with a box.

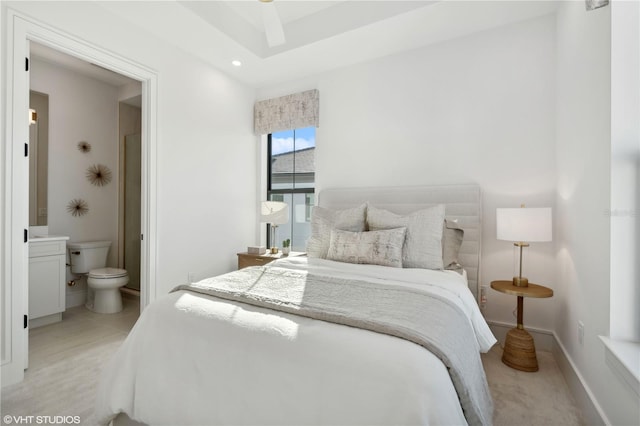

[30,313,62,329]
[552,333,609,425]
[120,287,140,299]
[66,290,86,308]
[487,320,555,351]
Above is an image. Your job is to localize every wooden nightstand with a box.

[237,251,306,269]
[490,280,553,372]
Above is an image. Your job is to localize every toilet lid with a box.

[89,267,128,279]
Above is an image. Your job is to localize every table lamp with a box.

[496,205,552,287]
[261,201,289,254]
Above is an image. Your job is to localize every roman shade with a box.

[254,89,319,135]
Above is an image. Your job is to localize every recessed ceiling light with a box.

[231,60,242,67]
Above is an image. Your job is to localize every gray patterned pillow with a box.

[306,204,367,258]
[367,204,446,270]
[326,228,406,268]
[443,219,464,270]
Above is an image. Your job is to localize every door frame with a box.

[2,9,158,386]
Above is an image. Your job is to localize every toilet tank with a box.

[68,241,111,274]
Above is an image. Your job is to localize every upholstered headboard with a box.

[318,185,482,301]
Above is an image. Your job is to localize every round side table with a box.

[490,280,553,372]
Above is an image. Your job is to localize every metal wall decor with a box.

[77,141,91,153]
[67,198,89,217]
[86,164,112,186]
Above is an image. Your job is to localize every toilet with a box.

[68,241,129,314]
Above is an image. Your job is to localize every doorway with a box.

[2,10,158,386]
[29,41,142,302]
[24,43,144,372]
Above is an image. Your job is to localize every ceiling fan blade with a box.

[261,2,285,47]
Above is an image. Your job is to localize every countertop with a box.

[29,235,70,243]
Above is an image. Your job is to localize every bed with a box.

[95,185,496,426]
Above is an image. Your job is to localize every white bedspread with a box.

[95,258,496,426]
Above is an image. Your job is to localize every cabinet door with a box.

[29,255,65,319]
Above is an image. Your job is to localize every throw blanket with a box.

[173,265,493,426]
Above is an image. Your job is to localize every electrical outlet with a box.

[578,321,584,345]
[480,285,488,309]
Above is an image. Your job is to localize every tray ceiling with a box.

[59,1,560,88]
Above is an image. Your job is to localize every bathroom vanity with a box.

[29,235,68,328]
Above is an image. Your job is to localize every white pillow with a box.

[326,228,406,268]
[367,204,446,270]
[306,204,367,258]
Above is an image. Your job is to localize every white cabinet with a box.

[29,238,67,327]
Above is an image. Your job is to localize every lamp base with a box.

[502,327,538,372]
[270,247,279,254]
[513,276,529,287]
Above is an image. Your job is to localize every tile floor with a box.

[1,297,140,425]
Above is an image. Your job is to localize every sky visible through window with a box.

[271,127,315,155]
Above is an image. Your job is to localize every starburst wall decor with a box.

[77,141,91,153]
[86,164,112,187]
[67,198,89,217]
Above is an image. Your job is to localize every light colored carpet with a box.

[2,299,583,425]
[482,345,584,426]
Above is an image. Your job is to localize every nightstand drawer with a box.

[238,255,274,269]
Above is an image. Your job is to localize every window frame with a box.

[266,130,315,249]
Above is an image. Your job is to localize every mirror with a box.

[29,91,49,226]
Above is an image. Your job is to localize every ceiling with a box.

[30,42,137,87]
[177,1,435,58]
[30,42,142,106]
[41,1,559,89]
[225,0,340,30]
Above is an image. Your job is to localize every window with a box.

[267,127,315,251]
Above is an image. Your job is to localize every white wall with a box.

[258,14,559,331]
[3,2,257,296]
[555,2,639,424]
[610,0,640,342]
[30,58,120,306]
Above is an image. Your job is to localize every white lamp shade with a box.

[261,201,289,225]
[496,207,552,242]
